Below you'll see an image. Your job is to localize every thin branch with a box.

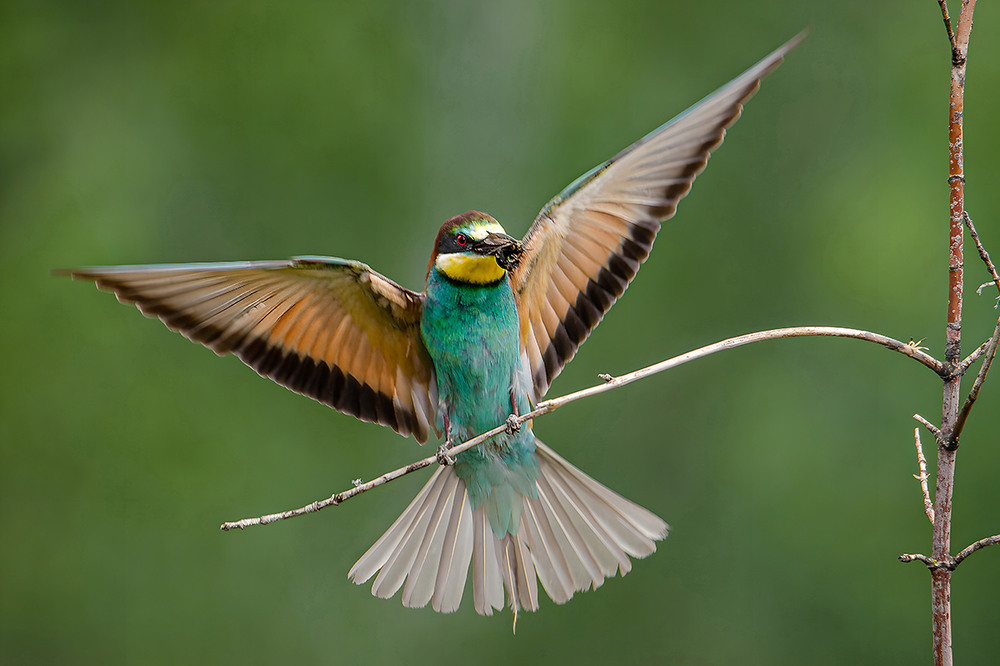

[953,534,1000,567]
[953,326,1000,442]
[953,211,1000,440]
[540,326,945,409]
[900,552,950,570]
[958,339,991,373]
[938,0,957,53]
[899,534,1000,571]
[913,428,935,524]
[914,413,945,446]
[975,281,995,296]
[221,325,945,531]
[963,212,1000,292]
[220,420,515,530]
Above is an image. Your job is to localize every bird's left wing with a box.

[510,34,802,400]
[66,257,438,442]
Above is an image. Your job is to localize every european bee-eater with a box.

[64,36,799,617]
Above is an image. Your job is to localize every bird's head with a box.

[428,211,524,284]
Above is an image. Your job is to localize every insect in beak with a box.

[474,232,524,271]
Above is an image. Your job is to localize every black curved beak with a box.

[473,232,524,271]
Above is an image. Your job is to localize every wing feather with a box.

[512,34,802,399]
[66,257,438,442]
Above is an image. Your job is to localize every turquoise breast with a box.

[420,269,538,537]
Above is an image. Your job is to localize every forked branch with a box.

[926,3,976,665]
[954,212,1000,441]
[899,534,1000,571]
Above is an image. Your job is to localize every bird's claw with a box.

[505,413,521,435]
[436,444,455,466]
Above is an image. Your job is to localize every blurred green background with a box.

[3,1,1000,664]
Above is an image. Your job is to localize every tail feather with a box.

[432,480,474,612]
[538,474,627,591]
[357,467,448,600]
[497,533,539,614]
[349,441,669,615]
[401,471,461,608]
[533,472,611,588]
[520,499,574,602]
[473,506,505,615]
[541,468,634,578]
[539,441,668,552]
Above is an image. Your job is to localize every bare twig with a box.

[953,211,1000,440]
[975,281,996,296]
[963,212,1000,292]
[899,534,1000,571]
[221,325,944,531]
[900,552,950,569]
[913,428,935,524]
[220,421,516,530]
[938,0,957,53]
[913,413,945,446]
[958,339,991,373]
[954,327,1000,442]
[953,534,1000,567]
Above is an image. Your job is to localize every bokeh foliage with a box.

[3,1,1000,664]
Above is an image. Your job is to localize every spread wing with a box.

[511,34,802,400]
[66,256,438,442]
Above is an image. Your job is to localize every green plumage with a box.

[421,264,538,538]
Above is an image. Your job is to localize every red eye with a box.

[455,234,468,247]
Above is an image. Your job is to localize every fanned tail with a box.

[348,440,668,615]
[347,465,474,613]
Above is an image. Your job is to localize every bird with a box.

[63,35,800,619]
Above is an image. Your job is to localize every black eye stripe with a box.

[437,231,475,255]
[435,226,501,256]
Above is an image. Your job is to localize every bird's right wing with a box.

[65,256,439,442]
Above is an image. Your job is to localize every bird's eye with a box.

[455,233,469,247]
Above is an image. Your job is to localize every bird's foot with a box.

[436,444,455,466]
[505,413,521,435]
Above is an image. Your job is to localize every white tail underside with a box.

[348,441,668,615]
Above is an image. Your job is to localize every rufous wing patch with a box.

[67,257,439,442]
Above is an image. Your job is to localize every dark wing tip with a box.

[61,260,435,443]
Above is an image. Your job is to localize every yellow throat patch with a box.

[435,253,506,284]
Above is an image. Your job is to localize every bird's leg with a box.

[436,444,455,466]
[506,385,521,435]
[437,412,455,466]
